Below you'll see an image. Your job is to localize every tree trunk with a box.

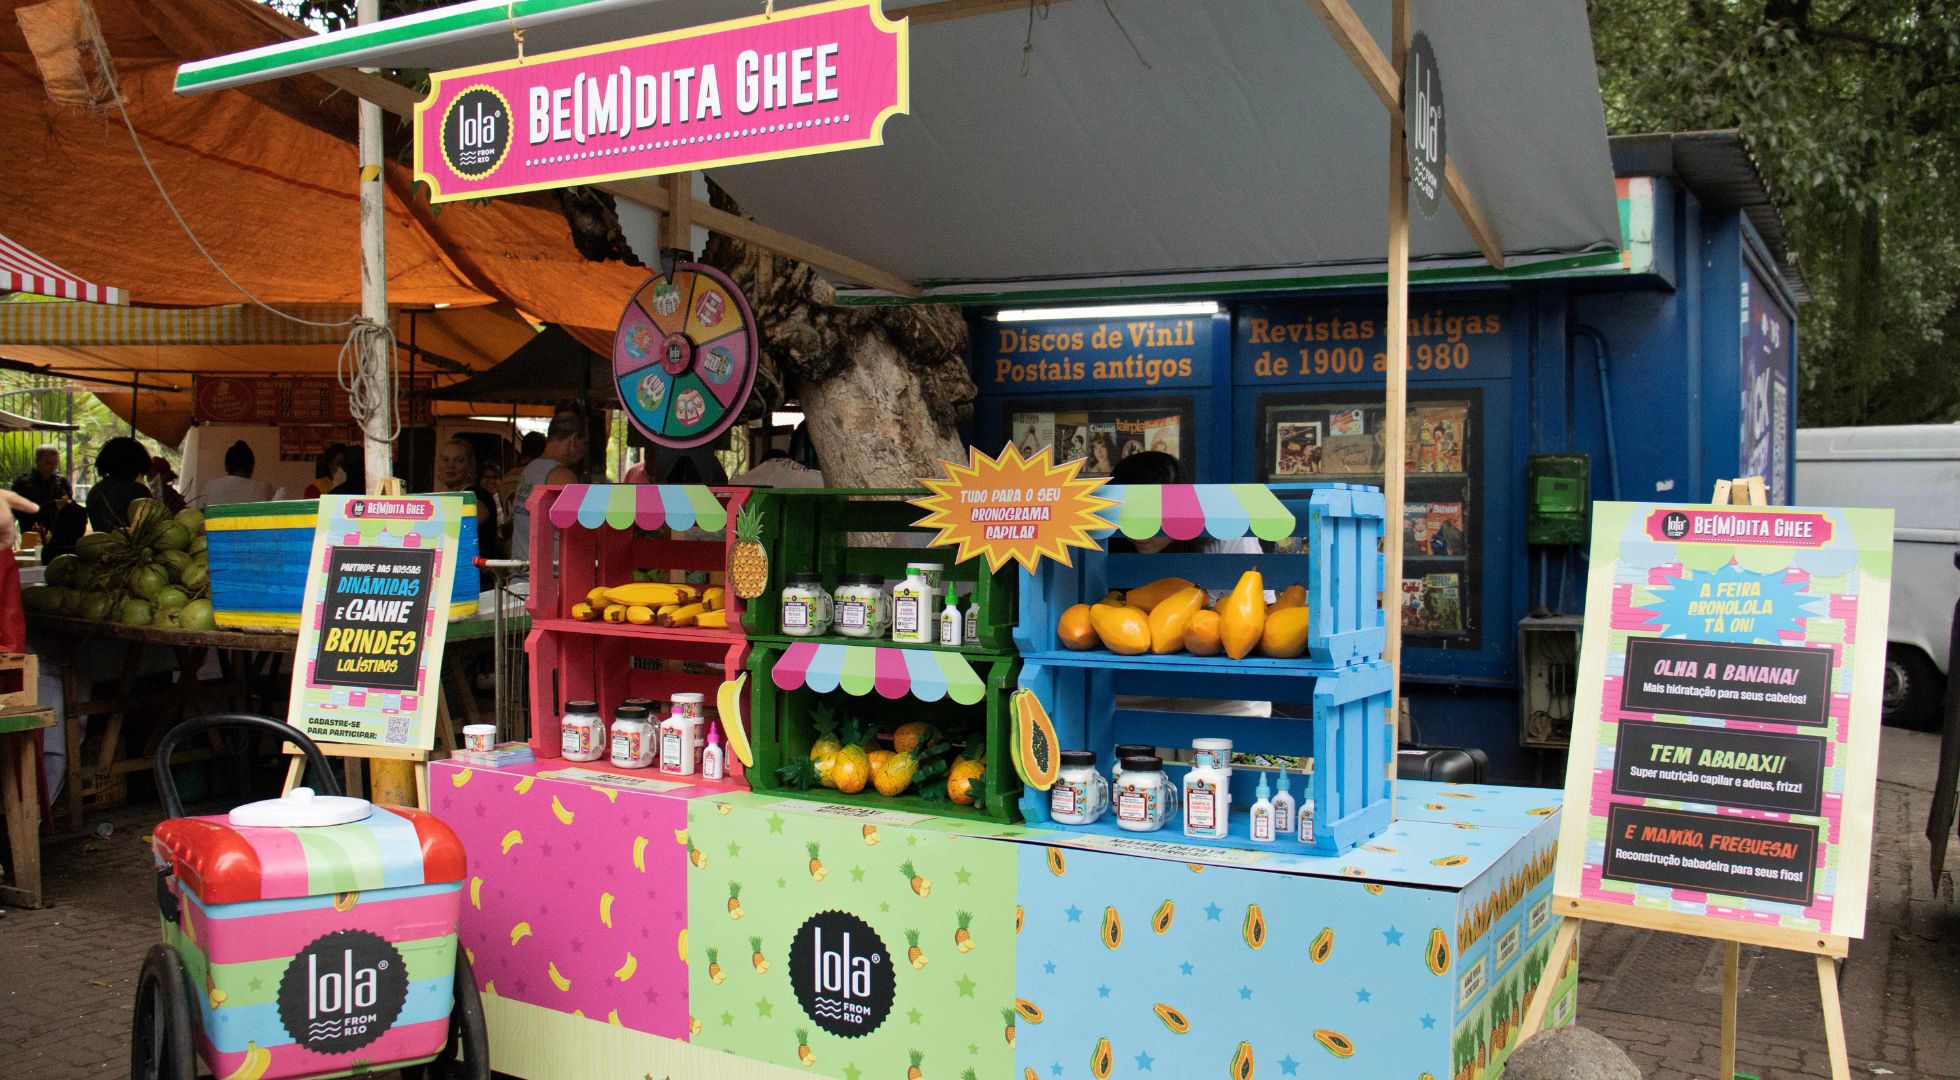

[794,333,966,488]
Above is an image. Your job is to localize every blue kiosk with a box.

[974,131,1804,783]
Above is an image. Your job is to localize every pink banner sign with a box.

[414,0,907,203]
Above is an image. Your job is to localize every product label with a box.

[1051,783,1079,817]
[1274,801,1293,835]
[782,600,810,629]
[1251,808,1273,842]
[1117,790,1149,823]
[660,730,684,773]
[1194,749,1227,769]
[964,606,978,640]
[1186,789,1215,830]
[940,611,962,645]
[561,723,590,757]
[1298,811,1315,844]
[837,601,866,629]
[893,597,920,635]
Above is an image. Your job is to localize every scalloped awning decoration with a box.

[1093,484,1298,543]
[770,642,986,705]
[547,484,728,532]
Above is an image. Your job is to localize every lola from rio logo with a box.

[275,930,409,1054]
[787,910,896,1037]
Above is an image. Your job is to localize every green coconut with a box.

[177,599,216,632]
[118,598,155,627]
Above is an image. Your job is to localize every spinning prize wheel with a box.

[614,262,759,449]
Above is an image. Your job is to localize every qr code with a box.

[384,716,411,745]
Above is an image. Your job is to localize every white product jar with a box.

[1049,751,1109,825]
[559,700,606,762]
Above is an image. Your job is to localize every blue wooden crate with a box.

[1013,482,1386,670]
[1016,655,1393,856]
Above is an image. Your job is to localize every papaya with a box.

[1310,927,1334,964]
[1426,927,1451,975]
[1230,1040,1255,1080]
[1241,904,1266,950]
[1271,583,1306,610]
[1013,690,1061,790]
[1016,905,1024,935]
[1088,602,1151,655]
[1090,1037,1114,1079]
[1047,848,1066,877]
[1100,906,1122,950]
[1152,899,1175,934]
[1013,998,1044,1024]
[1057,604,1099,650]
[1363,883,1385,895]
[1147,586,1206,654]
[1152,1002,1190,1035]
[1312,1029,1355,1058]
[1218,569,1266,660]
[1183,609,1223,656]
[1431,855,1470,868]
[1123,576,1197,613]
[1259,607,1312,659]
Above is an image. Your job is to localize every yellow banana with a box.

[702,586,725,610]
[633,835,649,872]
[608,1009,622,1026]
[450,768,472,787]
[570,602,597,621]
[674,828,689,845]
[551,796,576,825]
[718,673,754,766]
[602,604,629,623]
[549,962,572,992]
[695,609,728,629]
[586,586,613,607]
[501,829,524,855]
[514,776,535,795]
[626,605,655,625]
[677,928,689,963]
[591,785,618,803]
[510,922,534,945]
[469,877,483,909]
[661,603,705,627]
[218,1041,270,1080]
[604,583,683,606]
[615,952,639,981]
[600,892,616,928]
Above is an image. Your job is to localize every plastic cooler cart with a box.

[143,716,479,1080]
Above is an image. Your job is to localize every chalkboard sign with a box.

[287,494,465,750]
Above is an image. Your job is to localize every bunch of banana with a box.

[569,580,732,629]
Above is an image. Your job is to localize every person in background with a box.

[479,461,511,551]
[196,440,276,507]
[304,443,349,499]
[12,444,70,537]
[85,436,154,531]
[436,437,501,574]
[148,456,187,514]
[514,432,547,471]
[509,411,587,561]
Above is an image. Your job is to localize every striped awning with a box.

[1093,484,1297,543]
[771,642,987,705]
[0,235,124,305]
[0,299,375,345]
[546,484,728,532]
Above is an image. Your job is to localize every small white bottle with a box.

[700,723,726,780]
[658,705,698,776]
[963,591,979,643]
[1298,775,1317,846]
[890,565,936,644]
[1272,764,1296,837]
[1249,773,1276,843]
[939,592,964,647]
[1183,757,1230,839]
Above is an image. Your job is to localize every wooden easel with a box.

[1520,477,1852,1080]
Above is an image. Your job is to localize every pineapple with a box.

[729,503,768,599]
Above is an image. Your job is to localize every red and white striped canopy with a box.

[0,232,124,305]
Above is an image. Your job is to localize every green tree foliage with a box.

[1590,1,1960,425]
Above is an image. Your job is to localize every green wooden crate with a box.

[736,489,1018,652]
[745,640,1020,824]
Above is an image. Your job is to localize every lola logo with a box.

[787,910,895,1038]
[441,86,512,180]
[276,930,408,1055]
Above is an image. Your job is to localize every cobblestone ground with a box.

[1,730,1955,1079]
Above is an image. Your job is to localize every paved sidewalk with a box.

[1,730,1955,1078]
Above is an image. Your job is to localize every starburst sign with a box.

[909,445,1117,573]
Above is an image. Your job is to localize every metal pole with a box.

[358,0,415,808]
[1384,0,1411,789]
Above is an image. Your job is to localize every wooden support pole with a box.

[1720,940,1740,1080]
[1383,0,1410,787]
[1816,955,1850,1080]
[662,172,694,254]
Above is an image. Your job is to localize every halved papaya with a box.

[1091,1037,1114,1079]
[1313,1029,1355,1058]
[1047,848,1066,877]
[1230,1040,1255,1080]
[1310,926,1334,964]
[1012,690,1061,791]
[1431,855,1470,868]
[1153,1002,1190,1034]
[1101,906,1123,950]
[1152,899,1174,934]
[1426,927,1451,975]
[1013,998,1044,1024]
[1242,904,1267,950]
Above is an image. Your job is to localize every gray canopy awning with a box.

[177,0,1623,302]
[428,325,612,404]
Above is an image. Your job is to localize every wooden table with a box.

[26,609,528,828]
[0,706,55,907]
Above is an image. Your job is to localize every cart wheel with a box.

[130,944,196,1080]
[402,952,489,1080]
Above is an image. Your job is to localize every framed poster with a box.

[286,494,467,750]
[1552,502,1894,950]
[1259,388,1482,647]
[1004,395,1195,478]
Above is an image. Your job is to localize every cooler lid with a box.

[228,786,374,828]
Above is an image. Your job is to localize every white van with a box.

[1796,425,1959,728]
